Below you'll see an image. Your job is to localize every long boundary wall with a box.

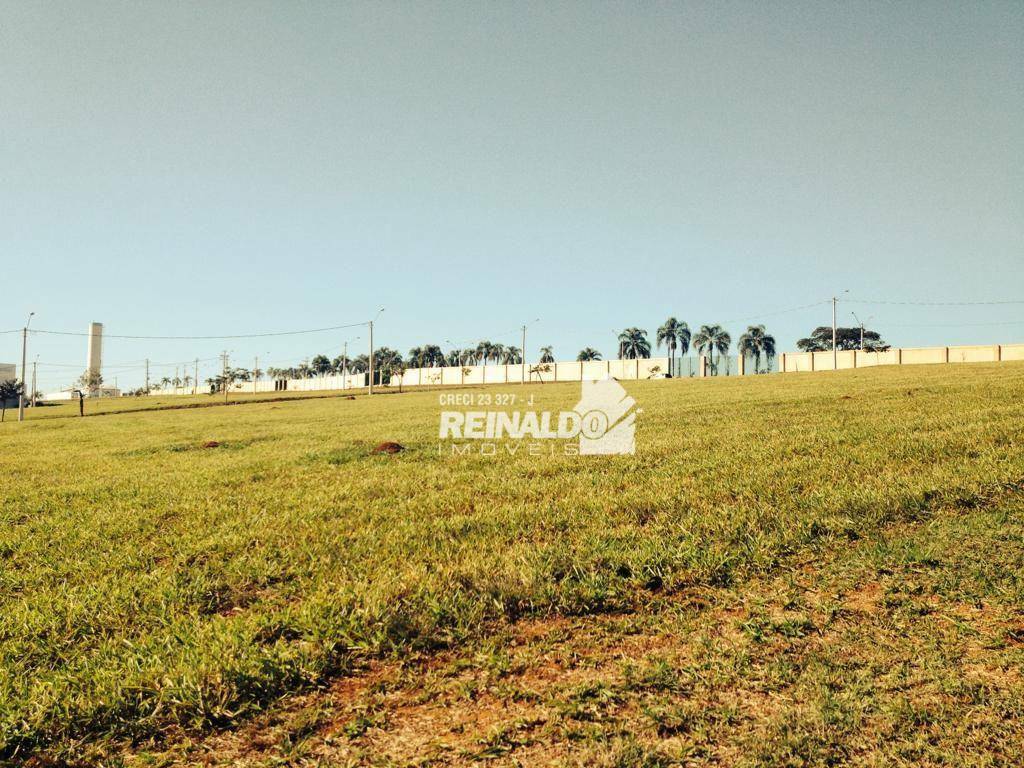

[390,358,670,388]
[780,344,1024,373]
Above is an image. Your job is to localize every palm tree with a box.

[737,325,777,374]
[502,346,522,364]
[476,341,494,367]
[539,346,555,363]
[577,348,602,361]
[311,355,332,376]
[617,328,651,359]
[371,347,402,385]
[491,343,506,365]
[656,318,690,377]
[423,344,445,367]
[693,324,731,374]
[408,346,424,368]
[676,323,692,368]
[332,355,352,375]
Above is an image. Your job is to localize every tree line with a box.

[250,320,784,384]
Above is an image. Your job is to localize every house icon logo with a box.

[573,379,637,455]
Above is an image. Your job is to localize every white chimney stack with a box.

[86,322,103,389]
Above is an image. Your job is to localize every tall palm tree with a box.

[372,347,402,385]
[502,346,522,364]
[423,345,445,367]
[577,348,602,361]
[656,318,689,377]
[490,343,506,365]
[693,324,731,374]
[617,328,651,360]
[476,341,493,367]
[737,325,777,374]
[311,355,333,376]
[539,346,555,363]
[676,323,692,367]
[408,346,424,368]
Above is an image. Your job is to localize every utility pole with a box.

[521,325,527,385]
[193,359,199,395]
[254,356,259,395]
[832,296,838,370]
[366,309,384,395]
[221,351,229,403]
[18,312,34,422]
[368,321,374,395]
[520,319,538,384]
[342,341,348,390]
[30,357,37,407]
[145,359,150,394]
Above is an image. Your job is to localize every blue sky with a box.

[2,1,1021,390]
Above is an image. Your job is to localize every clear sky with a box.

[2,1,1022,390]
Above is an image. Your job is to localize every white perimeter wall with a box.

[780,344,1024,373]
[389,357,670,388]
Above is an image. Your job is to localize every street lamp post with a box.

[367,308,384,395]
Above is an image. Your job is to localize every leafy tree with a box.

[617,328,651,359]
[737,325,777,373]
[797,326,889,352]
[538,346,555,363]
[577,348,602,361]
[77,370,103,393]
[390,360,407,392]
[205,367,249,394]
[693,324,731,374]
[0,379,23,422]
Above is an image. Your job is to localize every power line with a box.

[715,299,832,325]
[882,319,1024,328]
[847,297,1024,307]
[27,319,371,341]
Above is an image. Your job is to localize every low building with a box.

[41,386,121,401]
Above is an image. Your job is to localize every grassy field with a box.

[6,387,370,422]
[1,363,1023,766]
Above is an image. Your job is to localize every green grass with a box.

[8,386,369,422]
[1,362,1023,763]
